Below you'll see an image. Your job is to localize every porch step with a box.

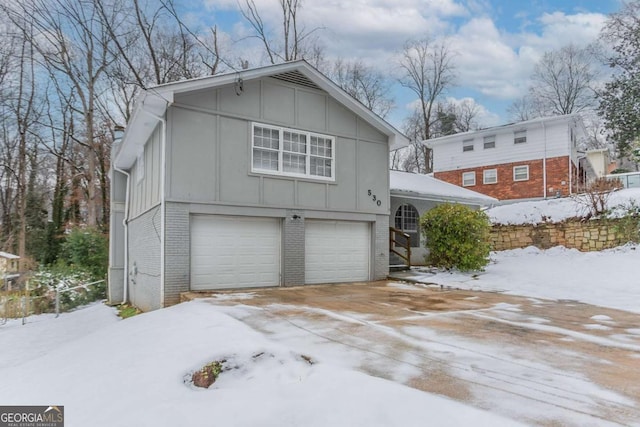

[389,264,410,272]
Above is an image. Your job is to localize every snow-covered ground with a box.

[1,189,638,426]
[410,188,640,313]
[405,244,640,313]
[487,187,640,224]
[0,301,523,427]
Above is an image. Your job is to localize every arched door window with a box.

[394,204,420,247]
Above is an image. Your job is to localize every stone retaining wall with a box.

[491,218,628,252]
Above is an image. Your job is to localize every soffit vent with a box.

[270,70,322,91]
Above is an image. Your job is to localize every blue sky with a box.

[188,0,622,129]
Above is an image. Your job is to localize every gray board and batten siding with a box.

[110,62,405,310]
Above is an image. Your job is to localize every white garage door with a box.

[191,215,280,290]
[305,220,370,284]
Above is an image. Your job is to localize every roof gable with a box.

[114,61,409,168]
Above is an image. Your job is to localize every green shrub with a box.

[609,200,640,243]
[60,227,108,279]
[28,266,106,312]
[420,203,491,271]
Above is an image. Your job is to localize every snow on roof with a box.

[0,251,19,259]
[424,114,582,146]
[390,170,498,206]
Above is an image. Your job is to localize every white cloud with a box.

[450,17,526,99]
[446,10,607,102]
[517,12,607,62]
[199,0,610,123]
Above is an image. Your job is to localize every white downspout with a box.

[542,120,547,199]
[569,148,573,195]
[113,165,130,305]
[569,117,576,195]
[139,104,167,307]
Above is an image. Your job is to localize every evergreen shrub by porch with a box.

[420,203,491,271]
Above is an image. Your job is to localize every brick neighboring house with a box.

[428,115,592,200]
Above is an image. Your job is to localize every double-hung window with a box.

[483,169,497,184]
[462,139,474,152]
[513,165,529,181]
[309,135,333,178]
[462,171,476,187]
[252,123,335,180]
[483,135,495,149]
[283,131,307,174]
[514,130,527,144]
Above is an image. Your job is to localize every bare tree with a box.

[240,0,323,65]
[12,29,40,267]
[96,0,227,125]
[507,96,536,122]
[399,37,456,173]
[0,26,17,247]
[328,59,393,118]
[452,99,480,132]
[396,110,431,173]
[4,0,116,227]
[0,15,44,266]
[527,44,598,116]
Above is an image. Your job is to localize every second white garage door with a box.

[305,220,370,284]
[191,215,280,290]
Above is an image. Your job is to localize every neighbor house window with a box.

[252,123,335,180]
[483,135,496,149]
[462,171,476,187]
[483,169,497,184]
[462,139,474,152]
[514,130,527,144]
[513,165,529,181]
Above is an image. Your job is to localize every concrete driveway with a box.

[183,281,640,427]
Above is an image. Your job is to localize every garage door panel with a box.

[305,220,370,284]
[191,216,280,290]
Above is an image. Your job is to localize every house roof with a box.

[0,251,20,259]
[390,170,498,206]
[114,61,410,169]
[423,114,584,147]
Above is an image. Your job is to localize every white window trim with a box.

[251,122,335,181]
[462,139,474,152]
[462,171,476,187]
[483,169,498,184]
[513,165,529,181]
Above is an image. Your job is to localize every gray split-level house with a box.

[108,61,410,311]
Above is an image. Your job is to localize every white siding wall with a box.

[432,119,573,172]
[130,125,162,218]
